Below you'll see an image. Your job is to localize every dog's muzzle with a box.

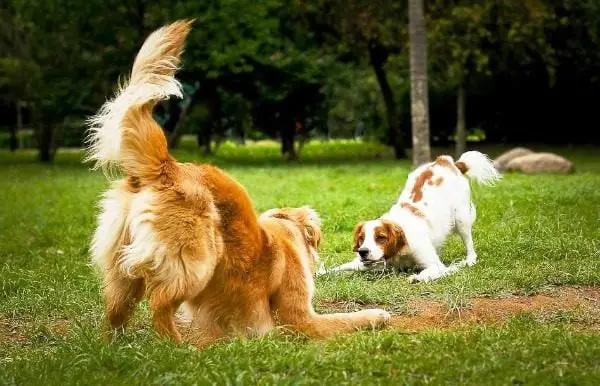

[357,247,370,260]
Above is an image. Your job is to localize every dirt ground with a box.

[4,285,600,344]
[320,285,600,332]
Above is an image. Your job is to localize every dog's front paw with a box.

[363,308,391,327]
[465,256,477,266]
[407,274,434,284]
[315,262,328,276]
[407,274,421,284]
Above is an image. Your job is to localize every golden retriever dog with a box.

[85,19,390,346]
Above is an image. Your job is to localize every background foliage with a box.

[1,0,599,161]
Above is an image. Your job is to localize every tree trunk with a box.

[163,99,182,135]
[239,121,247,145]
[135,0,148,40]
[203,127,213,155]
[196,127,212,155]
[10,100,21,151]
[206,100,222,156]
[297,135,307,156]
[281,118,298,161]
[199,83,223,155]
[166,86,204,149]
[455,84,467,159]
[408,0,431,167]
[214,135,224,154]
[167,101,191,149]
[38,123,56,162]
[368,42,406,159]
[278,103,298,161]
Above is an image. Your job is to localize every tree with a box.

[427,0,556,157]
[2,0,135,161]
[5,0,598,161]
[408,0,430,167]
[0,9,33,152]
[2,0,321,159]
[148,0,329,158]
[427,2,491,158]
[296,0,409,159]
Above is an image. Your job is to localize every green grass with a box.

[1,141,600,385]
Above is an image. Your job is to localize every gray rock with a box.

[505,152,575,174]
[493,147,535,171]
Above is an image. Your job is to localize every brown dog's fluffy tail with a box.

[85,20,193,183]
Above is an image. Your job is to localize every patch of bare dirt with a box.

[49,319,72,335]
[1,316,73,345]
[0,317,28,343]
[319,285,600,332]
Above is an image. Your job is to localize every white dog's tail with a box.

[455,151,501,186]
[84,19,193,183]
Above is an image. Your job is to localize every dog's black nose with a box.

[358,248,369,259]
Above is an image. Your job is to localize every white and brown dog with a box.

[323,152,500,283]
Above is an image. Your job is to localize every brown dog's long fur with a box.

[86,20,389,346]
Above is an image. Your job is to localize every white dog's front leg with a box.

[316,261,328,276]
[319,257,371,276]
[407,266,446,283]
[407,242,451,283]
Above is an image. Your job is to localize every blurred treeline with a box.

[1,0,599,161]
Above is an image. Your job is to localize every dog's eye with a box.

[376,234,387,241]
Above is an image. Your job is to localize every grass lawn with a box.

[1,140,600,385]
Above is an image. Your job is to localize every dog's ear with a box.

[381,220,406,257]
[266,207,322,249]
[260,208,292,222]
[304,224,322,249]
[300,205,322,227]
[271,211,291,220]
[352,222,365,251]
[297,207,322,249]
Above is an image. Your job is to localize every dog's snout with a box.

[358,248,369,259]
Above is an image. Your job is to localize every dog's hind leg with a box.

[149,272,213,343]
[92,183,144,331]
[180,303,227,349]
[103,268,145,331]
[455,202,477,266]
[272,257,389,338]
[320,257,371,275]
[147,245,218,343]
[149,286,185,343]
